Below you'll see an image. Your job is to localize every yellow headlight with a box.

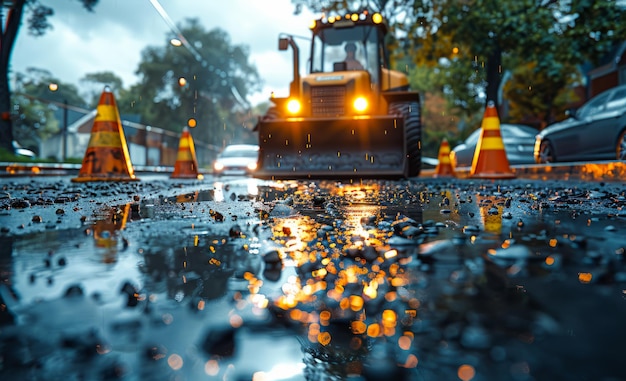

[353,97,368,113]
[287,99,302,114]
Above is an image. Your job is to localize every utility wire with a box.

[147,0,250,108]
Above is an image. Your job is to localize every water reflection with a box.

[3,178,626,380]
[258,181,426,379]
[475,194,505,234]
[90,204,130,260]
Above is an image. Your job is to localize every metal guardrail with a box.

[0,162,212,177]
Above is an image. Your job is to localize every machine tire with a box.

[389,101,421,177]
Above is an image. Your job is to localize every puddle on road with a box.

[1,179,626,380]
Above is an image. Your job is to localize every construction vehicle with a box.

[254,10,421,179]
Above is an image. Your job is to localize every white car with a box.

[213,144,259,176]
[13,141,36,158]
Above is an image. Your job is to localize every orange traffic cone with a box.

[171,127,204,179]
[470,102,516,179]
[72,87,138,182]
[433,138,456,178]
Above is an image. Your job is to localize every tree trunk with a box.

[0,2,26,154]
[485,45,502,110]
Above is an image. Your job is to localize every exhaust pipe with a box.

[279,35,300,98]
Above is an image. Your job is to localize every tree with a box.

[11,68,89,154]
[293,0,397,20]
[12,67,89,152]
[121,18,260,148]
[80,71,125,107]
[0,0,98,154]
[11,93,57,154]
[411,0,626,126]
[504,61,583,129]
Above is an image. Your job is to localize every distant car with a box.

[213,144,259,176]
[421,156,439,168]
[535,84,626,164]
[12,141,36,158]
[450,124,538,168]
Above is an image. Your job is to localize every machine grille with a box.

[311,86,346,116]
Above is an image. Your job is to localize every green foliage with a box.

[0,147,25,161]
[10,68,89,152]
[10,16,262,160]
[0,1,99,153]
[0,146,56,162]
[407,66,463,157]
[504,61,583,128]
[25,0,98,36]
[11,93,58,147]
[14,68,87,108]
[292,0,395,19]
[80,71,125,106]
[407,0,625,126]
[119,18,261,147]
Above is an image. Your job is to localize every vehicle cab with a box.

[277,11,410,119]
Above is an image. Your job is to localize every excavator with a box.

[254,10,421,179]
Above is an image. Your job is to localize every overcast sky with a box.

[11,0,315,105]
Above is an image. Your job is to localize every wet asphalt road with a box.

[1,174,626,381]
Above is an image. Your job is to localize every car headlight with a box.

[353,96,368,113]
[214,162,224,171]
[247,162,258,171]
[286,98,302,114]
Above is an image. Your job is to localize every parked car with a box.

[535,84,626,164]
[12,141,36,158]
[213,144,259,176]
[450,124,538,168]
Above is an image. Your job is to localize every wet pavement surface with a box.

[1,175,626,381]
